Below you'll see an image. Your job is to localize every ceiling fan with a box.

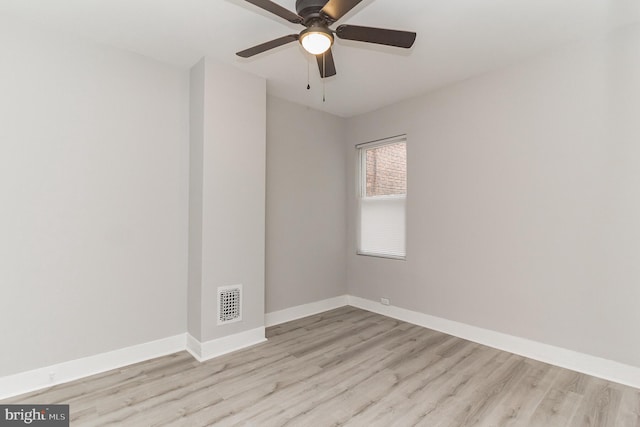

[236,0,417,78]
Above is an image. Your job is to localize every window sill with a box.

[356,252,406,261]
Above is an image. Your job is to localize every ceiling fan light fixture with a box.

[300,27,333,55]
[236,0,417,80]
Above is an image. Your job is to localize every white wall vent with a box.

[217,285,242,325]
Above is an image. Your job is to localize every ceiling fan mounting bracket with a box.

[296,0,332,24]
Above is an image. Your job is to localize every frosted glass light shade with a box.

[300,31,333,55]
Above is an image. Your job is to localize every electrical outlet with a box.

[380,298,390,306]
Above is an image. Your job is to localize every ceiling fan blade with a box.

[321,0,364,22]
[316,48,337,78]
[336,25,416,48]
[236,34,299,58]
[243,0,303,24]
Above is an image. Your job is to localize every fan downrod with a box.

[296,0,332,24]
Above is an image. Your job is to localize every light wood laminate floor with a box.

[3,306,640,426]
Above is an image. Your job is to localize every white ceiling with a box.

[1,0,639,117]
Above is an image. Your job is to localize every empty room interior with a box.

[2,0,640,425]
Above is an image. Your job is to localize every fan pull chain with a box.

[307,57,310,90]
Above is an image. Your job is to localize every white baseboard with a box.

[347,295,640,389]
[3,326,268,400]
[265,295,349,327]
[186,327,266,362]
[0,334,186,401]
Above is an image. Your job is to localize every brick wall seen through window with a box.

[365,142,406,197]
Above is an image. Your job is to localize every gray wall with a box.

[193,59,267,341]
[0,21,189,376]
[266,96,347,313]
[346,24,640,368]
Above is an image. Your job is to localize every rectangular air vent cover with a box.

[218,285,242,325]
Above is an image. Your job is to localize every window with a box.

[357,136,407,259]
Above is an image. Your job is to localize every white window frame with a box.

[356,135,407,260]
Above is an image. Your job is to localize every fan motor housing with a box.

[296,0,330,22]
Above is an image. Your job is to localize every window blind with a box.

[357,138,407,259]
